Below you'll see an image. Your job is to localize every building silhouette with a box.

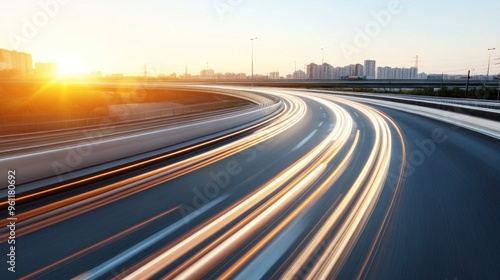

[0,48,33,77]
[364,60,376,79]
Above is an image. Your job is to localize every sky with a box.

[1,0,499,76]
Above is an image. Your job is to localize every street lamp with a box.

[251,37,258,86]
[486,48,495,80]
[321,47,326,64]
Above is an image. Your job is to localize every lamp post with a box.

[486,48,495,80]
[321,47,326,64]
[251,37,258,87]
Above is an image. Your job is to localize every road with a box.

[1,87,499,279]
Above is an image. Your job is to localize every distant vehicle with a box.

[341,76,367,81]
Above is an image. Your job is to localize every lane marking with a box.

[292,130,318,152]
[75,195,229,280]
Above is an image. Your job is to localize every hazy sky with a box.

[1,0,499,76]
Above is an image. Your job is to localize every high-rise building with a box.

[293,69,307,79]
[410,67,418,79]
[377,65,420,80]
[269,71,280,79]
[0,48,33,77]
[0,49,12,69]
[355,64,364,76]
[200,69,215,79]
[320,63,334,79]
[307,63,321,79]
[307,62,335,79]
[364,60,376,79]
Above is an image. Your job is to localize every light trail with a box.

[218,131,361,279]
[303,98,393,279]
[6,87,417,280]
[121,92,355,279]
[355,112,407,280]
[71,94,308,279]
[19,207,178,280]
[0,95,305,239]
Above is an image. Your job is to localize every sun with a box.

[57,55,85,76]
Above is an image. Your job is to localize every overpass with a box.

[197,79,500,89]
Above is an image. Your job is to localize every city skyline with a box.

[1,0,499,76]
[2,47,499,81]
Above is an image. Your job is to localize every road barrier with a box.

[0,99,283,190]
[317,90,500,122]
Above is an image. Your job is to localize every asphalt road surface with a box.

[1,87,499,279]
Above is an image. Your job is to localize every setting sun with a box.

[57,55,85,76]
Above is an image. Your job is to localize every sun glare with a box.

[57,55,85,76]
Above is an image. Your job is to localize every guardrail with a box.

[397,97,500,111]
[318,90,500,122]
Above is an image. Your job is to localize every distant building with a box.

[293,69,307,79]
[321,63,334,79]
[377,66,392,79]
[301,59,423,80]
[307,63,321,79]
[410,67,418,79]
[355,64,364,76]
[307,63,334,79]
[221,72,247,80]
[377,66,419,79]
[35,62,58,77]
[364,60,376,79]
[0,48,33,77]
[200,69,215,79]
[338,66,352,78]
[269,71,280,79]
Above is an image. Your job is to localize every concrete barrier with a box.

[1,101,283,190]
[316,90,500,122]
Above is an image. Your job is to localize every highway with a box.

[1,87,499,279]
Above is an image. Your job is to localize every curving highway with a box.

[1,87,499,279]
